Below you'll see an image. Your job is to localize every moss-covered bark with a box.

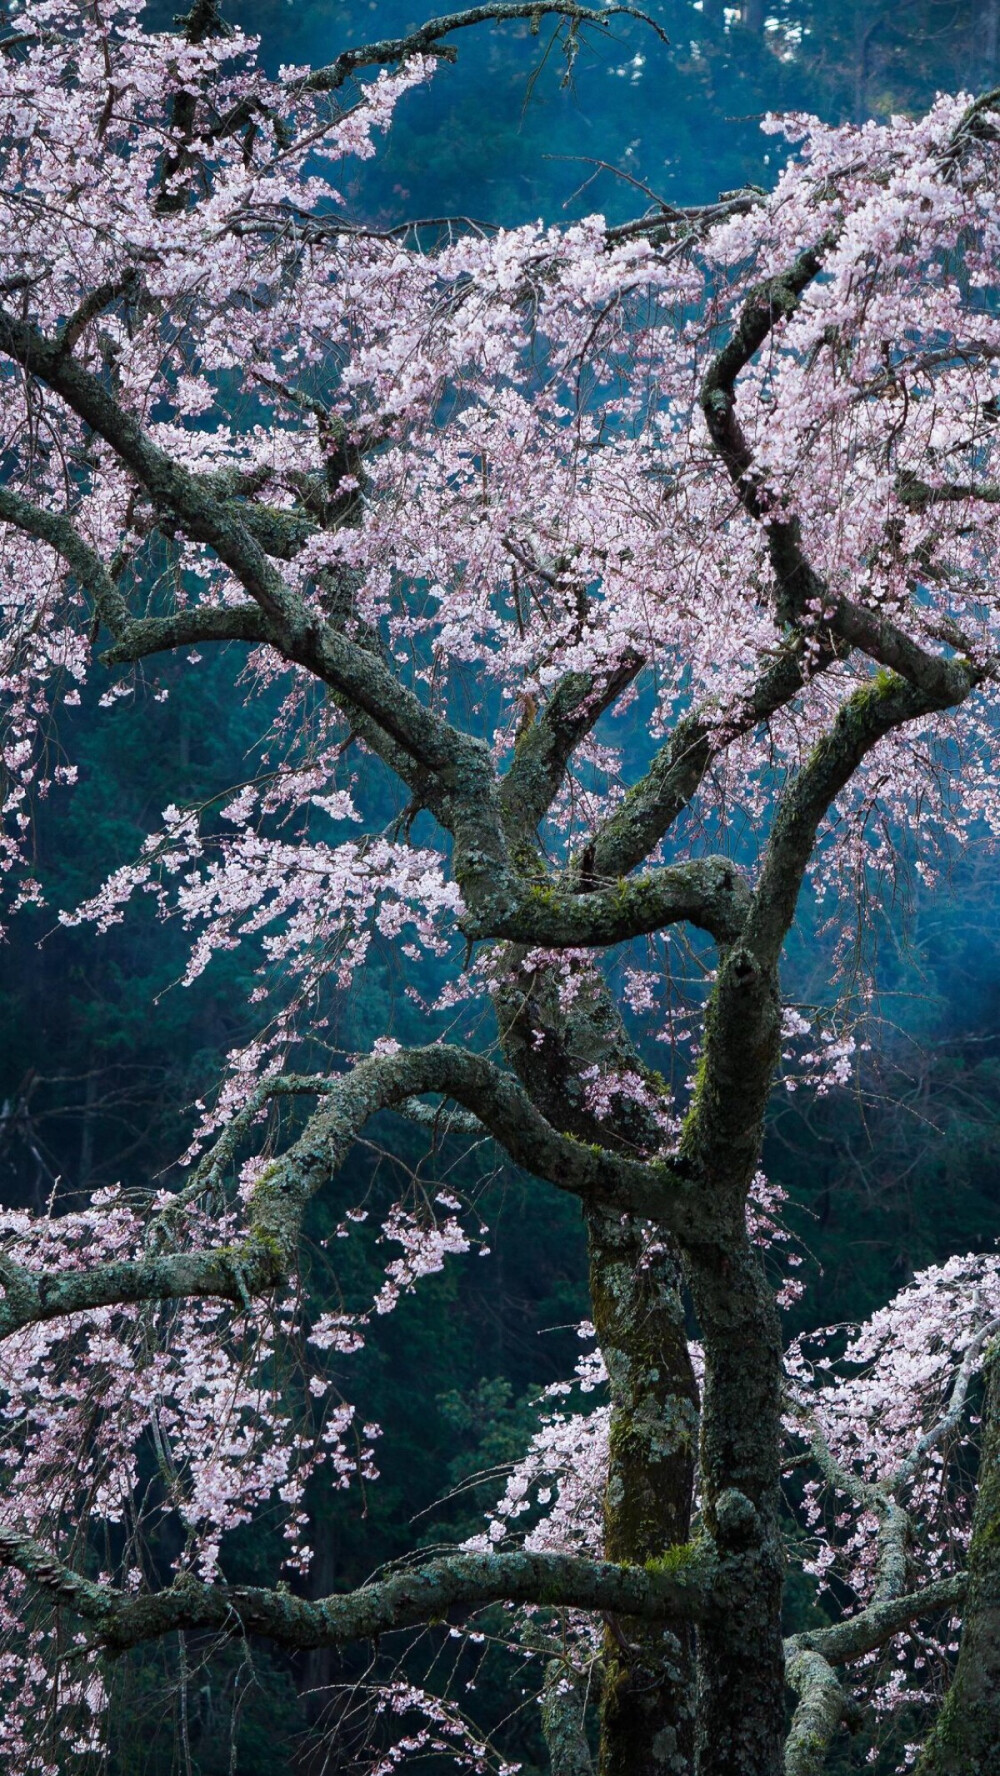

[684,1233,787,1776]
[541,1660,596,1776]
[677,947,788,1776]
[496,953,702,1774]
[588,1208,699,1776]
[915,1348,1000,1775]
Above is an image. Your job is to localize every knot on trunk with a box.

[712,1488,762,1552]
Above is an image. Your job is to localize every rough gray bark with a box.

[915,1349,1000,1775]
[673,935,786,1776]
[0,1529,714,1651]
[790,1573,968,1668]
[782,1650,845,1776]
[494,951,700,1776]
[589,1210,699,1776]
[781,1574,974,1776]
[0,67,996,1776]
[541,1662,596,1776]
[683,1232,787,1776]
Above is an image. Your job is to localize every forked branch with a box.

[783,1573,969,1776]
[0,1046,699,1345]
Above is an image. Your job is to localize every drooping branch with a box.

[0,1239,281,1346]
[144,1070,339,1243]
[0,477,751,953]
[0,474,436,872]
[781,1273,999,1753]
[791,1310,999,1613]
[602,237,982,878]
[0,413,754,957]
[101,605,268,663]
[782,1577,970,1772]
[914,1345,1000,1773]
[0,1523,122,1621]
[0,483,274,660]
[699,235,990,700]
[700,237,836,540]
[0,496,748,953]
[793,1413,913,1604]
[298,4,666,93]
[0,313,489,773]
[0,309,521,916]
[0,1046,698,1344]
[891,1314,1000,1494]
[55,274,140,358]
[105,1546,712,1651]
[243,1045,697,1241]
[0,487,131,638]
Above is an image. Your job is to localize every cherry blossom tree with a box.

[3,2,1000,1772]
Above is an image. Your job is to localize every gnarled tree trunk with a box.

[495,949,701,1773]
[677,944,787,1776]
[588,1208,699,1776]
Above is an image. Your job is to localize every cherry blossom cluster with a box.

[1,6,999,1037]
[369,1681,521,1776]
[1,0,1000,1765]
[785,1255,1000,1729]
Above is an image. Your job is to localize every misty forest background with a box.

[4,2,1000,1770]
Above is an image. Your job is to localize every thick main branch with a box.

[0,310,520,913]
[0,1525,715,1656]
[100,1547,713,1652]
[467,854,751,947]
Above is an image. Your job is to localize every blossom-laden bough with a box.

[2,1,1000,1771]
